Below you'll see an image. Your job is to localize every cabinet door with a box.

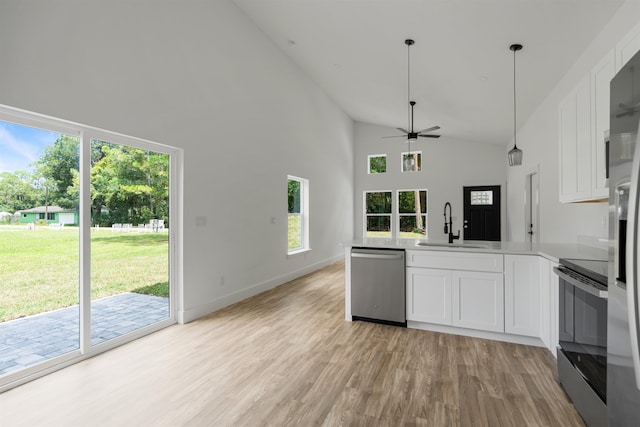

[616,21,640,71]
[591,50,615,199]
[504,255,541,337]
[451,271,504,332]
[406,267,451,325]
[559,75,592,202]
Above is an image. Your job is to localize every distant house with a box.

[17,206,78,225]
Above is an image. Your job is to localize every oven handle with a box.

[553,266,608,299]
[625,116,640,390]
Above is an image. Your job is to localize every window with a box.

[37,213,54,220]
[364,191,392,238]
[401,151,422,172]
[398,190,427,238]
[368,154,387,174]
[470,190,494,205]
[288,175,309,253]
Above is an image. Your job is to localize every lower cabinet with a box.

[452,270,504,333]
[504,255,542,338]
[406,251,546,340]
[406,256,504,334]
[406,267,451,325]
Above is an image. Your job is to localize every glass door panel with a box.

[0,121,80,376]
[89,139,170,345]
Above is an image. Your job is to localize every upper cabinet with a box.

[559,50,614,203]
[559,21,640,203]
[591,50,615,200]
[559,75,593,202]
[616,22,640,72]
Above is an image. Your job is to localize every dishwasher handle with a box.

[351,252,404,260]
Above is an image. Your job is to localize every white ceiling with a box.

[233,0,624,146]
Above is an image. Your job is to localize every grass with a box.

[0,226,169,322]
[288,214,301,250]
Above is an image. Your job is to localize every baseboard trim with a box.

[178,253,343,323]
[407,321,545,347]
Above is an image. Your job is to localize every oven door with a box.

[556,266,608,402]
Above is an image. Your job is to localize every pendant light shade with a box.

[508,144,523,166]
[508,43,523,166]
[403,155,415,170]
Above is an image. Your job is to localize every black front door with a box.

[463,185,501,241]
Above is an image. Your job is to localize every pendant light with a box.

[508,43,523,166]
[404,39,416,171]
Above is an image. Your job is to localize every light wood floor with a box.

[0,260,585,426]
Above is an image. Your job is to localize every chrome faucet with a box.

[443,202,460,244]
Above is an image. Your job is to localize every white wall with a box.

[354,121,506,241]
[505,0,640,243]
[0,0,354,322]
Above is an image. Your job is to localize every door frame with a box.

[524,165,541,243]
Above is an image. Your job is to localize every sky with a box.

[0,121,60,174]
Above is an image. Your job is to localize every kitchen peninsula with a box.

[344,238,607,356]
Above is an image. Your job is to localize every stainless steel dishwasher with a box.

[350,248,406,326]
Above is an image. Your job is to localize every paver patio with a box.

[0,293,169,376]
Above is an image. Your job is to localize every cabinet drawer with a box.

[406,250,503,272]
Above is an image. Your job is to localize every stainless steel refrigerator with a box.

[609,48,640,426]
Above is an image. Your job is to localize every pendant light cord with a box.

[407,40,411,155]
[513,46,517,149]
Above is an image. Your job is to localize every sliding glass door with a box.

[0,106,179,389]
[89,138,171,344]
[0,121,81,377]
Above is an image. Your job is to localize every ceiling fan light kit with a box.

[508,43,523,166]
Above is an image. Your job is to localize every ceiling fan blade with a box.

[395,128,409,134]
[417,125,440,134]
[418,134,441,138]
[381,135,405,138]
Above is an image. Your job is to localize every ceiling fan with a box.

[382,100,441,141]
[383,39,441,142]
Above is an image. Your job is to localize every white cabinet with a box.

[559,49,616,203]
[616,21,640,71]
[538,258,557,354]
[591,50,615,200]
[504,255,541,338]
[559,75,592,202]
[452,270,504,333]
[406,267,451,325]
[406,250,504,333]
[406,250,503,272]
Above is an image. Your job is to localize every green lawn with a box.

[0,226,169,322]
[288,214,301,250]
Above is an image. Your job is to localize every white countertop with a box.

[342,238,608,263]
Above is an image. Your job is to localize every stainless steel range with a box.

[554,258,608,427]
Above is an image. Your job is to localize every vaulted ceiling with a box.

[233,0,624,146]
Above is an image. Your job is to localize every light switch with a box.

[196,216,207,227]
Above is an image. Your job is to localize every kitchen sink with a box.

[415,242,489,249]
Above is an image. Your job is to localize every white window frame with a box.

[401,150,422,172]
[363,190,393,238]
[287,175,310,255]
[367,154,387,174]
[397,188,428,239]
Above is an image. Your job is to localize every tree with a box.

[35,135,80,209]
[90,142,169,226]
[0,171,39,213]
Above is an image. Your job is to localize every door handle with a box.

[625,116,640,390]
